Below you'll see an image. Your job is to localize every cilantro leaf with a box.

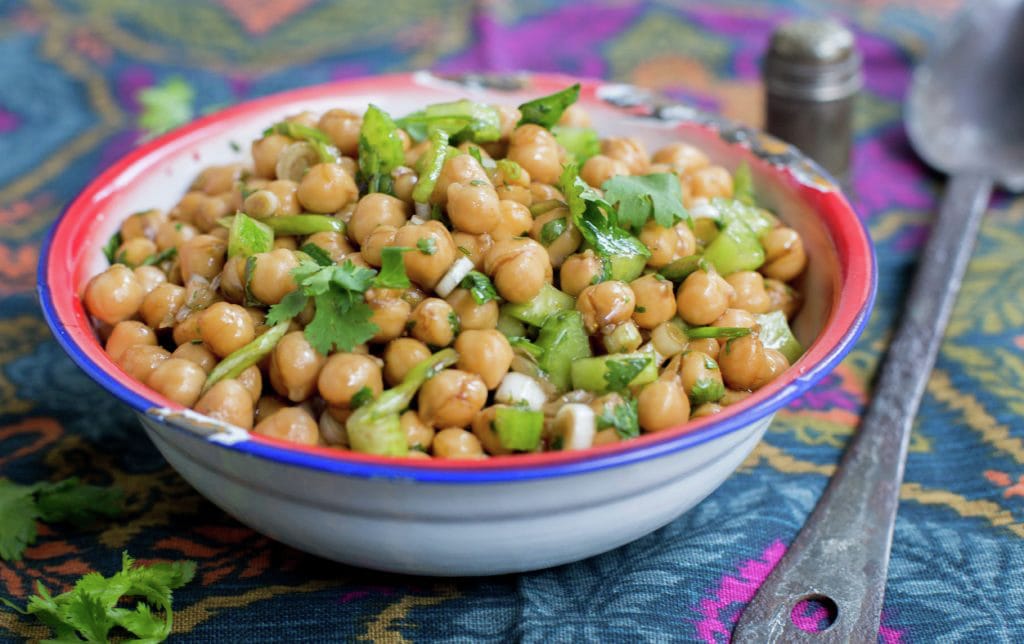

[732,161,755,206]
[596,396,640,439]
[604,356,650,392]
[265,290,308,326]
[299,242,335,267]
[518,83,581,128]
[137,76,194,140]
[140,247,178,267]
[0,480,41,562]
[602,173,690,231]
[373,247,412,289]
[5,551,195,643]
[306,291,377,355]
[459,271,499,305]
[329,260,376,293]
[539,217,567,246]
[552,125,600,164]
[101,231,123,265]
[351,386,375,409]
[417,237,438,255]
[359,105,406,194]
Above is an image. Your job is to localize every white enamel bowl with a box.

[39,72,876,576]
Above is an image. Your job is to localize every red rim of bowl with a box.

[38,72,876,483]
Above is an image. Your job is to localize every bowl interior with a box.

[40,72,875,479]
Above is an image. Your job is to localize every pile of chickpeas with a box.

[83,98,806,459]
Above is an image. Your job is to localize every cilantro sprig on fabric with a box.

[137,76,195,140]
[602,173,690,231]
[265,258,379,355]
[358,105,406,194]
[1,552,195,643]
[518,83,581,128]
[0,478,123,562]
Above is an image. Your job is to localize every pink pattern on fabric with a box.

[692,540,904,642]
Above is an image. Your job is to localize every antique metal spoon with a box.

[734,2,1024,641]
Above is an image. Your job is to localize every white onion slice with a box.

[554,403,596,450]
[435,257,474,298]
[495,373,547,411]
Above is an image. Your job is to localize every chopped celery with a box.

[517,84,580,128]
[508,336,545,361]
[552,125,600,164]
[605,251,648,283]
[702,223,764,275]
[228,212,274,258]
[690,375,725,405]
[496,310,527,338]
[346,349,457,456]
[535,311,592,392]
[659,254,703,282]
[502,283,574,327]
[714,198,774,237]
[493,406,544,451]
[570,352,658,393]
[412,129,449,203]
[258,214,345,235]
[732,162,755,206]
[398,100,501,143]
[757,310,804,363]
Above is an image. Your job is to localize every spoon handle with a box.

[732,173,993,643]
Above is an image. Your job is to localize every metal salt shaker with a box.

[763,18,863,180]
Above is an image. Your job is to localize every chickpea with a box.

[392,166,418,204]
[410,298,458,347]
[760,227,807,281]
[105,321,157,363]
[155,220,197,252]
[446,182,501,234]
[637,378,690,433]
[192,163,243,195]
[264,179,301,215]
[366,288,411,342]
[146,358,206,407]
[712,309,758,338]
[404,140,430,168]
[687,337,720,361]
[140,283,185,329]
[253,407,320,445]
[764,278,802,319]
[199,302,255,357]
[495,184,532,207]
[720,389,752,406]
[593,428,621,447]
[235,365,262,403]
[178,234,226,283]
[757,348,790,389]
[558,103,591,127]
[577,280,635,333]
[195,194,233,232]
[581,154,630,188]
[432,427,485,459]
[120,209,165,241]
[118,345,170,382]
[403,285,426,308]
[726,271,771,314]
[115,237,156,267]
[392,221,457,289]
[492,159,530,188]
[484,237,551,303]
[301,231,350,264]
[168,191,205,226]
[249,248,299,305]
[679,351,725,402]
[172,342,217,374]
[433,154,489,204]
[718,333,768,391]
[384,338,431,386]
[208,225,230,242]
[676,269,734,326]
[401,411,435,451]
[507,125,562,184]
[470,405,511,456]
[317,108,361,156]
[691,402,723,418]
[638,220,697,268]
[194,379,254,429]
[84,264,145,325]
[455,330,513,389]
[559,250,605,297]
[418,369,487,428]
[601,137,649,175]
[133,266,166,295]
[652,143,710,174]
[494,104,522,139]
[446,288,498,330]
[531,207,581,268]
[269,331,327,402]
[451,232,493,271]
[351,225,393,267]
[530,183,563,202]
[629,274,676,329]
[318,353,383,408]
[348,193,409,245]
[689,165,733,201]
[172,313,202,346]
[255,395,288,424]
[319,408,349,446]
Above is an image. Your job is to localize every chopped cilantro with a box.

[373,246,412,289]
[540,217,567,246]
[417,237,438,255]
[690,376,725,405]
[0,478,123,562]
[457,245,472,257]
[136,76,194,140]
[465,145,495,170]
[517,83,581,128]
[448,310,462,336]
[604,356,650,392]
[596,396,640,439]
[358,104,405,194]
[459,271,499,305]
[229,140,242,153]
[140,247,178,267]
[602,173,690,231]
[635,306,647,313]
[1,551,195,642]
[299,242,334,267]
[686,326,752,340]
[101,231,123,265]
[263,289,307,326]
[350,386,375,409]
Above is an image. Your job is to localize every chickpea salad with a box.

[83,84,807,459]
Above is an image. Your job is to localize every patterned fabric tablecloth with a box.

[2,1,1023,641]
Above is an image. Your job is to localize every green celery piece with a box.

[412,129,450,203]
[502,283,575,327]
[496,310,527,338]
[732,162,755,206]
[517,84,580,128]
[423,99,501,143]
[551,125,600,164]
[713,197,774,236]
[690,375,725,405]
[604,247,648,282]
[493,407,544,451]
[702,223,764,275]
[228,212,274,258]
[358,105,405,193]
[570,353,658,393]
[203,321,290,393]
[346,349,457,455]
[259,214,345,235]
[757,310,804,363]
[658,254,703,282]
[535,311,592,392]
